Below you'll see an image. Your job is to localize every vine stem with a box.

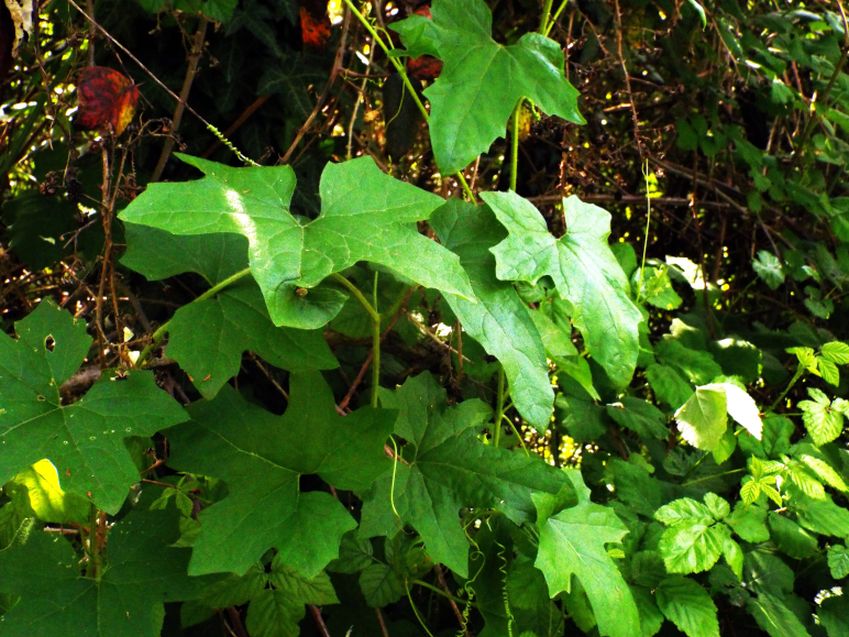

[330,272,381,406]
[635,159,653,304]
[769,363,805,412]
[493,368,506,447]
[135,267,251,367]
[342,0,474,201]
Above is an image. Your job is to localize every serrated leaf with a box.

[391,0,583,173]
[606,397,669,440]
[245,589,304,637]
[790,491,849,538]
[0,507,206,636]
[166,372,394,575]
[646,363,693,409]
[360,373,569,576]
[656,339,723,385]
[818,358,841,386]
[675,385,727,450]
[359,562,405,608]
[827,544,849,578]
[120,155,473,328]
[753,250,785,289]
[634,264,683,309]
[534,494,640,637]
[658,521,730,574]
[794,444,849,493]
[799,388,845,446]
[726,502,769,542]
[704,493,731,520]
[485,192,642,386]
[656,575,720,637]
[821,341,849,365]
[819,594,849,637]
[430,200,553,429]
[655,497,714,527]
[0,301,188,513]
[269,556,338,605]
[746,591,812,637]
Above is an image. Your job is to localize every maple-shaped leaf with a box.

[0,506,208,636]
[166,371,395,576]
[119,154,473,329]
[430,200,553,430]
[391,0,584,173]
[359,373,570,576]
[121,224,336,398]
[76,66,139,136]
[533,475,640,637]
[0,301,187,513]
[484,191,642,387]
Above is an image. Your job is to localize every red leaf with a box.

[300,5,331,49]
[76,66,139,136]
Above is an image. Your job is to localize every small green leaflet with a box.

[430,200,553,430]
[359,373,569,576]
[390,0,584,173]
[656,576,720,637]
[119,154,473,329]
[675,382,763,451]
[0,507,206,636]
[122,224,337,398]
[166,371,395,576]
[752,250,785,290]
[484,192,642,387]
[798,387,846,446]
[533,477,640,637]
[0,301,187,514]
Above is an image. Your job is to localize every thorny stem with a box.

[342,0,475,201]
[136,267,252,367]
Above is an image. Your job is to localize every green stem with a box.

[342,0,475,201]
[136,267,251,367]
[636,159,652,304]
[332,272,381,406]
[493,368,506,447]
[770,364,805,412]
[412,579,469,606]
[543,0,570,37]
[510,102,522,192]
[539,0,554,34]
[682,468,745,487]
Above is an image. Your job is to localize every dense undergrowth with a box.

[1,0,848,635]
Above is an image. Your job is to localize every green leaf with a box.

[753,250,785,290]
[726,502,770,543]
[656,576,719,637]
[634,264,683,310]
[360,374,569,576]
[820,594,849,637]
[606,397,669,440]
[485,192,642,386]
[534,494,640,637]
[656,339,723,385]
[658,522,730,574]
[7,459,89,523]
[821,341,849,365]
[430,201,553,429]
[674,385,727,450]
[646,363,693,409]
[245,589,304,637]
[166,371,394,575]
[0,507,206,636]
[746,591,812,637]
[799,388,845,446]
[359,562,405,608]
[269,555,338,605]
[391,0,583,173]
[790,491,849,538]
[120,155,473,328]
[122,225,337,398]
[655,497,714,527]
[827,544,849,579]
[0,301,188,513]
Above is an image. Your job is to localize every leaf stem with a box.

[539,0,554,34]
[636,159,653,304]
[493,368,506,447]
[342,0,475,201]
[510,102,521,192]
[412,578,469,606]
[543,1,570,37]
[770,363,805,412]
[136,267,252,367]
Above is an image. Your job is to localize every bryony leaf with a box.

[0,507,206,636]
[484,192,642,387]
[430,200,552,430]
[0,301,187,513]
[359,373,569,576]
[675,382,762,451]
[166,371,395,576]
[534,492,640,637]
[656,576,720,637]
[391,0,584,173]
[119,155,473,329]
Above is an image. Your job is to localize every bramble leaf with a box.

[430,200,552,429]
[119,155,473,329]
[391,0,584,173]
[798,387,845,446]
[534,489,640,637]
[675,382,762,451]
[485,192,642,386]
[656,576,720,637]
[166,371,395,576]
[0,301,187,513]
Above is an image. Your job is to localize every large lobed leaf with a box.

[0,506,207,636]
[359,373,569,576]
[119,154,473,329]
[166,371,394,576]
[122,224,337,398]
[484,191,642,387]
[533,474,640,637]
[0,301,187,513]
[391,0,584,173]
[430,200,553,430]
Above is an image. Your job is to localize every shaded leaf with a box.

[656,575,720,637]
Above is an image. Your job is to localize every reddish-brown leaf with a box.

[76,66,139,136]
[300,5,331,49]
[406,5,441,80]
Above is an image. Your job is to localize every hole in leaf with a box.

[44,335,55,351]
